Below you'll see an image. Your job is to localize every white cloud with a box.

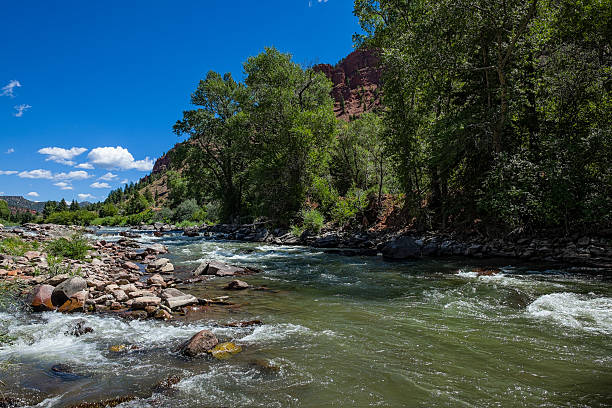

[18,169,91,180]
[0,170,17,175]
[54,170,91,180]
[78,193,94,200]
[1,80,21,97]
[87,146,154,171]
[5,148,14,154]
[76,163,94,169]
[120,179,129,184]
[308,0,328,6]
[53,182,73,190]
[14,104,31,117]
[98,172,117,181]
[19,169,54,179]
[26,191,39,197]
[38,147,87,166]
[90,182,111,189]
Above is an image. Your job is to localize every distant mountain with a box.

[0,196,45,213]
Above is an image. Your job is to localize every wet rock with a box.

[51,276,87,307]
[125,310,148,320]
[225,320,263,327]
[206,260,244,276]
[381,236,421,260]
[192,262,208,276]
[67,396,137,408]
[224,279,249,290]
[29,284,55,311]
[123,261,140,271]
[148,274,166,286]
[65,319,94,337]
[165,294,198,310]
[161,287,186,299]
[131,296,161,309]
[58,297,86,313]
[250,359,281,374]
[179,330,219,357]
[152,375,181,392]
[209,342,242,359]
[145,243,168,255]
[183,228,199,237]
[154,309,172,320]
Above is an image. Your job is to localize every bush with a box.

[46,210,97,226]
[0,237,39,256]
[173,199,200,223]
[99,203,119,218]
[153,207,174,223]
[46,234,91,260]
[301,208,324,233]
[330,188,369,227]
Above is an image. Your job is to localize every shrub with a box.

[153,207,174,223]
[0,237,39,256]
[99,203,119,218]
[173,199,200,223]
[330,188,369,227]
[46,234,91,260]
[46,210,97,226]
[301,208,324,233]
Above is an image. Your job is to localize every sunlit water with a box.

[1,229,611,407]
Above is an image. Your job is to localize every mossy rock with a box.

[208,342,242,359]
[109,345,126,353]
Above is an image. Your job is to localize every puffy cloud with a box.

[0,170,18,175]
[75,163,94,169]
[98,172,117,181]
[5,148,14,154]
[78,193,94,200]
[90,182,111,189]
[54,171,91,180]
[19,169,54,179]
[1,80,21,97]
[53,182,73,190]
[14,104,32,117]
[26,191,39,197]
[120,179,129,184]
[87,146,154,171]
[38,147,87,166]
[18,169,91,180]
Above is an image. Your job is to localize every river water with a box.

[1,230,611,407]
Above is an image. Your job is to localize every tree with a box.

[0,200,9,220]
[43,201,58,219]
[99,203,118,218]
[69,200,79,212]
[125,192,149,215]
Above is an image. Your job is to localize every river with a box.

[1,229,611,407]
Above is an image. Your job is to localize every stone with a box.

[148,274,165,286]
[51,276,87,307]
[146,244,168,255]
[131,296,161,309]
[161,287,186,299]
[119,283,138,293]
[24,251,42,261]
[154,309,172,320]
[165,295,198,309]
[123,261,140,271]
[179,330,219,357]
[209,342,242,359]
[192,262,208,276]
[91,258,104,267]
[64,319,94,337]
[47,273,70,286]
[58,297,85,313]
[224,279,249,290]
[147,258,170,271]
[112,289,129,302]
[159,263,175,273]
[152,375,181,392]
[381,236,421,260]
[206,261,244,276]
[129,289,155,299]
[29,284,55,311]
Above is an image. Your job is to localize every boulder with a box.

[206,261,244,277]
[112,289,129,302]
[192,262,208,276]
[148,274,165,286]
[381,236,421,260]
[145,244,168,255]
[209,342,242,359]
[51,276,87,307]
[165,295,198,310]
[29,284,55,311]
[147,258,170,271]
[161,287,187,300]
[64,319,94,337]
[159,263,175,273]
[179,330,219,357]
[131,296,161,309]
[224,280,249,290]
[123,261,140,271]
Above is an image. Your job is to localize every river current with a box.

[1,229,611,407]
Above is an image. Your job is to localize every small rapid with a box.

[1,228,610,407]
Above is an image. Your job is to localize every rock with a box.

[224,279,249,290]
[159,263,175,273]
[381,236,421,260]
[183,228,199,237]
[148,274,165,286]
[123,261,140,271]
[129,289,155,299]
[131,296,162,309]
[209,342,242,359]
[152,375,181,393]
[65,319,94,337]
[154,309,172,320]
[250,359,281,374]
[119,283,138,293]
[112,289,129,302]
[147,258,170,271]
[146,243,168,255]
[225,320,263,328]
[29,284,55,311]
[180,330,219,357]
[165,295,198,310]
[58,297,85,313]
[192,262,208,276]
[51,276,87,307]
[47,273,70,286]
[161,287,186,299]
[125,310,149,320]
[24,251,42,261]
[206,261,244,276]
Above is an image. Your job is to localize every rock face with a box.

[313,49,382,121]
[381,236,421,260]
[51,277,87,306]
[180,330,219,357]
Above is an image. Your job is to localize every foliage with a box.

[99,203,119,218]
[0,237,39,256]
[125,192,149,215]
[301,208,325,233]
[46,210,97,226]
[330,188,369,227]
[173,199,200,223]
[46,255,75,277]
[0,200,9,220]
[45,234,91,261]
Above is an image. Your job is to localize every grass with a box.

[0,237,39,256]
[45,234,91,261]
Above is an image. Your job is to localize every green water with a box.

[0,233,610,407]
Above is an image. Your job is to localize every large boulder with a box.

[179,330,219,357]
[381,236,421,260]
[29,284,55,311]
[145,244,168,255]
[51,277,87,307]
[131,296,161,309]
[161,288,187,300]
[165,295,198,310]
[147,258,169,271]
[206,261,244,277]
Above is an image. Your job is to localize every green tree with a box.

[69,200,79,212]
[99,203,118,218]
[0,200,9,220]
[57,199,68,212]
[43,201,58,219]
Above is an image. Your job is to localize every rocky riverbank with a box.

[0,223,255,321]
[137,222,612,271]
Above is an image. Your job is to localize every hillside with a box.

[0,196,45,213]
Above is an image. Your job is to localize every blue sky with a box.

[0,0,361,203]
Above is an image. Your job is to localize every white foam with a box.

[240,323,312,343]
[526,292,612,334]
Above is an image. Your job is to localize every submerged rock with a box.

[152,375,182,392]
[224,279,249,290]
[64,319,94,337]
[209,342,242,359]
[179,330,218,357]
